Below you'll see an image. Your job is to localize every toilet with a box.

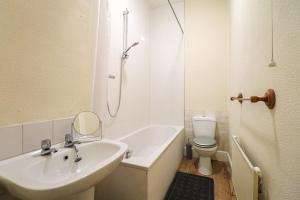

[192,115,217,175]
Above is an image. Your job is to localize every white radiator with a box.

[231,135,262,200]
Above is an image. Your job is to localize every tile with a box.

[53,117,73,144]
[23,121,52,153]
[0,124,22,160]
[185,110,230,152]
[184,127,193,135]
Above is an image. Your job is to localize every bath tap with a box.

[124,149,133,159]
[64,134,81,147]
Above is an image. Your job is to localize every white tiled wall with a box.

[0,125,22,160]
[0,117,73,160]
[92,0,151,140]
[23,121,53,153]
[149,2,184,126]
[184,110,229,152]
[53,118,73,144]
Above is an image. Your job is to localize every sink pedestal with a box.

[65,187,95,200]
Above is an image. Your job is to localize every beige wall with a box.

[229,0,300,199]
[185,0,229,112]
[185,0,230,151]
[0,0,96,126]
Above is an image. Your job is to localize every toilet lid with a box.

[193,136,216,147]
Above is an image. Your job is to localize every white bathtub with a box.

[120,125,183,168]
[96,125,184,200]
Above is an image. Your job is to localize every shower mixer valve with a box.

[108,74,116,79]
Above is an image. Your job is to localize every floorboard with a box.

[177,158,237,200]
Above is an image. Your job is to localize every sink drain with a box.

[63,155,69,161]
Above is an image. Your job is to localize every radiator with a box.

[231,135,262,200]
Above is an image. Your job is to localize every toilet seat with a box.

[193,136,216,148]
[193,145,218,152]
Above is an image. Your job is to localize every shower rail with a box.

[167,0,184,34]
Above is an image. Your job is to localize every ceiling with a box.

[148,0,183,8]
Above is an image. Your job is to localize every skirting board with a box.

[213,151,232,175]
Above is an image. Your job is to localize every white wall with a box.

[93,0,151,139]
[150,2,184,126]
[229,0,300,199]
[93,0,185,139]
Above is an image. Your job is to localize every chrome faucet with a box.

[41,139,57,156]
[64,134,80,147]
[64,134,82,162]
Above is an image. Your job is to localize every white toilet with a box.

[192,115,217,175]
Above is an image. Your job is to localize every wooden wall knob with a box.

[230,89,276,109]
[250,96,267,103]
[264,89,276,109]
[250,89,276,109]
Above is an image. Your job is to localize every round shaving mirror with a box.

[73,111,100,136]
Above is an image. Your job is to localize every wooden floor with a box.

[177,158,237,200]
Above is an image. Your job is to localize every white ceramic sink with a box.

[0,139,127,200]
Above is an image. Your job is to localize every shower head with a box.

[122,41,140,59]
[124,42,139,54]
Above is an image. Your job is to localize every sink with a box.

[0,139,127,200]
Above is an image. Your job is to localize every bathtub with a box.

[95,125,184,200]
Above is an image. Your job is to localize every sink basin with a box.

[0,139,127,200]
